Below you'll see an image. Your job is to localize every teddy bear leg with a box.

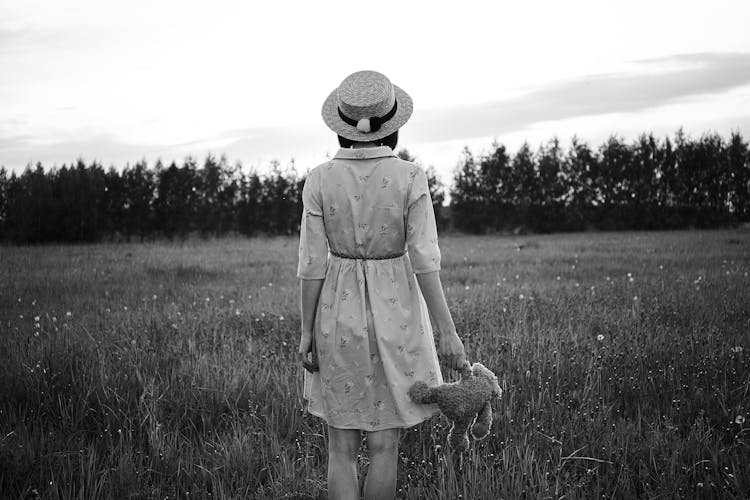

[447,419,471,453]
[470,401,493,440]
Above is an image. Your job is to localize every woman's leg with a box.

[327,426,361,500]
[364,428,399,500]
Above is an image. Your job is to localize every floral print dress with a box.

[297,146,444,431]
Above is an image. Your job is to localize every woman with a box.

[297,70,466,500]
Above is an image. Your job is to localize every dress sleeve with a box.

[406,167,441,274]
[297,168,328,279]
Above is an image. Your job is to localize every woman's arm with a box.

[298,278,324,365]
[416,271,466,370]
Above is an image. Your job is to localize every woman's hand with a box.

[298,330,318,372]
[438,331,466,370]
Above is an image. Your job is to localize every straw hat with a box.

[321,70,413,142]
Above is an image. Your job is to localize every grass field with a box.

[1,230,750,499]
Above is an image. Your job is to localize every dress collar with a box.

[333,146,397,160]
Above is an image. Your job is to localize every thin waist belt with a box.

[329,249,406,260]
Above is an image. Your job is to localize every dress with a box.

[297,145,444,431]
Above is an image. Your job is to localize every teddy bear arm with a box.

[408,381,437,404]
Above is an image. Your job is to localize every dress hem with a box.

[305,407,441,432]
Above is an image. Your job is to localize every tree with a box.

[0,167,8,239]
[451,147,485,232]
[510,142,539,206]
[536,137,566,206]
[727,131,750,220]
[102,165,126,238]
[565,137,599,228]
[123,161,155,241]
[478,142,512,230]
[238,169,264,236]
[154,158,200,239]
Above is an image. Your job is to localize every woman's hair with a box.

[338,130,398,150]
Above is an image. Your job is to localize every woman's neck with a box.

[351,142,381,149]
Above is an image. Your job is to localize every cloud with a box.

[0,25,67,54]
[407,52,750,143]
[0,133,161,170]
[3,52,749,173]
[0,125,333,172]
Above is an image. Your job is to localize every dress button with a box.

[355,151,365,159]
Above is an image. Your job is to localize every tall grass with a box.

[1,231,749,498]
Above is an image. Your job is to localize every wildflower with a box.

[556,276,561,281]
[66,311,72,317]
[279,316,285,321]
[633,296,638,301]
[235,309,241,316]
[731,346,743,354]
[736,415,746,425]
[153,295,157,300]
[465,286,470,290]
[34,316,40,322]
[597,334,605,342]
[496,282,501,286]
[519,294,525,299]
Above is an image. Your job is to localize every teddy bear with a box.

[408,360,502,453]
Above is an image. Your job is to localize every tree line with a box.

[0,129,748,243]
[0,156,305,243]
[452,130,749,232]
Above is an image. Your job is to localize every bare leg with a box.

[327,426,361,500]
[364,428,399,500]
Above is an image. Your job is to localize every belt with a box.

[329,249,406,260]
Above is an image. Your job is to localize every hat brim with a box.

[321,84,413,142]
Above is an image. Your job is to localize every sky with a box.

[1,0,750,182]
